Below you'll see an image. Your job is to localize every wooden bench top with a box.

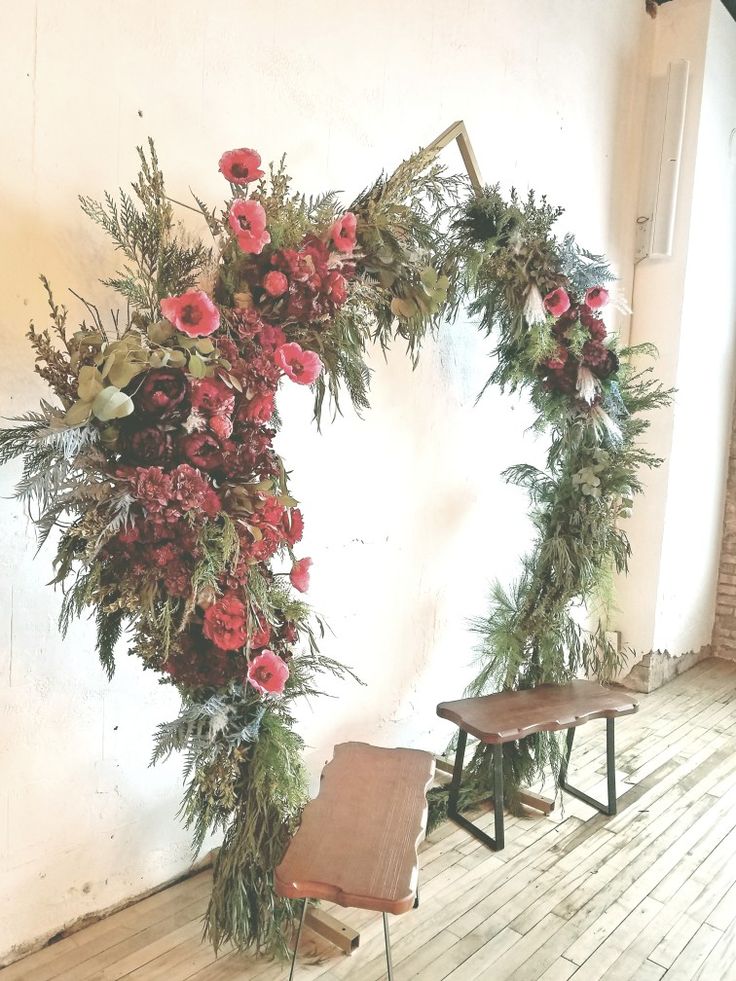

[437,680,638,745]
[274,742,435,915]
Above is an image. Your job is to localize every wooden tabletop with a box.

[274,742,435,915]
[437,680,638,744]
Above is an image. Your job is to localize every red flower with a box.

[543,287,571,319]
[243,392,275,422]
[123,426,175,465]
[275,343,323,385]
[132,368,190,420]
[191,378,236,417]
[544,346,569,371]
[330,212,358,253]
[247,649,289,695]
[258,325,286,350]
[160,290,220,338]
[170,464,212,511]
[130,467,173,514]
[282,508,304,547]
[180,432,224,471]
[203,593,248,650]
[209,415,233,440]
[228,200,270,255]
[584,286,610,310]
[218,148,264,185]
[249,617,271,649]
[324,270,348,306]
[290,557,312,593]
[263,271,289,297]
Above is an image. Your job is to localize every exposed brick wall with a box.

[713,413,736,657]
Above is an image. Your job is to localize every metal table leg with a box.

[559,717,618,816]
[447,729,505,850]
[383,912,394,980]
[288,899,308,981]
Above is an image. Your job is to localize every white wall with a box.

[0,0,652,962]
[617,0,736,657]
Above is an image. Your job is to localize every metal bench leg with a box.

[447,729,505,850]
[559,717,617,816]
[288,899,308,981]
[383,912,394,980]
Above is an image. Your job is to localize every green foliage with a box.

[80,139,210,319]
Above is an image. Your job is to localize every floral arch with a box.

[0,125,668,956]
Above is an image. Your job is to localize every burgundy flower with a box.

[543,287,571,319]
[290,557,312,593]
[258,325,286,351]
[330,212,358,253]
[180,432,224,471]
[209,415,233,440]
[263,271,289,297]
[202,593,249,650]
[275,343,323,385]
[160,290,220,338]
[597,349,620,379]
[123,426,174,465]
[130,466,173,514]
[218,148,265,185]
[247,649,289,695]
[132,368,190,420]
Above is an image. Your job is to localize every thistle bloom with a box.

[584,286,610,310]
[290,557,312,593]
[160,290,220,337]
[228,200,270,254]
[275,342,323,385]
[218,148,264,185]
[247,649,289,695]
[330,212,358,253]
[543,287,571,319]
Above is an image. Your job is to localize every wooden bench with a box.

[274,741,435,979]
[437,680,638,850]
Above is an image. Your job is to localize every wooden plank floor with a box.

[5,657,736,981]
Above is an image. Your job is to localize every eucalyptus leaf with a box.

[92,386,134,421]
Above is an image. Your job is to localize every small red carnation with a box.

[330,212,358,253]
[130,467,173,514]
[243,392,275,423]
[191,378,236,417]
[275,343,323,385]
[209,415,233,440]
[249,616,271,649]
[258,325,287,350]
[202,593,248,651]
[290,557,312,593]
[263,271,289,297]
[218,148,264,185]
[282,508,304,547]
[160,290,220,338]
[324,270,348,306]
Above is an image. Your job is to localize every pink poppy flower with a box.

[584,286,610,310]
[228,200,271,255]
[275,342,323,385]
[543,287,571,319]
[218,148,264,185]
[290,557,312,593]
[160,290,220,338]
[247,649,289,695]
[330,212,358,253]
[263,271,289,297]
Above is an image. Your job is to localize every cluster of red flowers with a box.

[100,145,350,692]
[537,285,619,401]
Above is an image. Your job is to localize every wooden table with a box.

[275,741,435,979]
[437,680,638,850]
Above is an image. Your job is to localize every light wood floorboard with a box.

[5,658,736,980]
